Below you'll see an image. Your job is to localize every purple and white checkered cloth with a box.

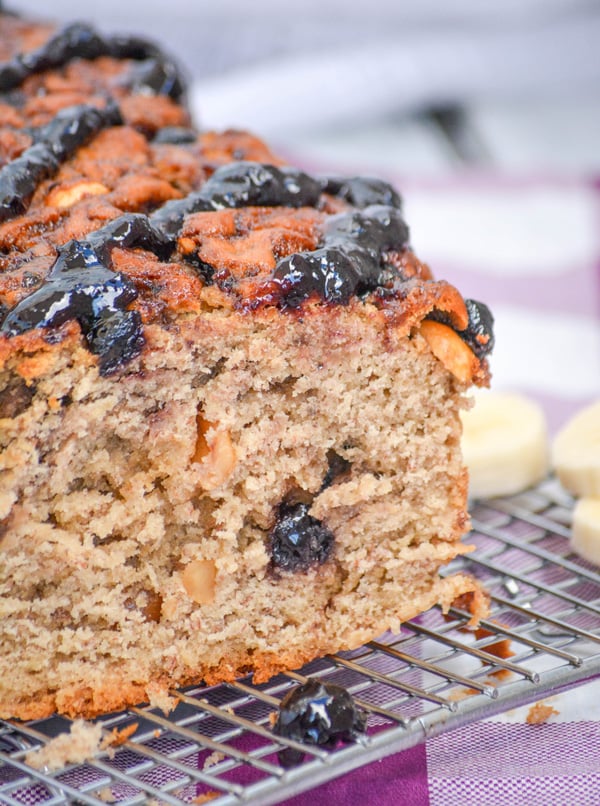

[283,173,600,804]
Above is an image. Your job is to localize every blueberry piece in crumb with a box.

[321,450,351,490]
[269,502,334,572]
[273,678,368,767]
[0,377,35,419]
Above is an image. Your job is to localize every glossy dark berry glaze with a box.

[0,22,185,100]
[462,298,495,358]
[0,214,171,374]
[321,175,402,208]
[0,101,122,223]
[155,162,410,308]
[273,678,368,767]
[272,203,409,307]
[427,298,495,360]
[152,126,197,145]
[151,161,323,239]
[0,157,494,372]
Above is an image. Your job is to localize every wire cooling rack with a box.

[1,476,599,805]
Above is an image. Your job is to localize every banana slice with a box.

[552,400,600,497]
[461,391,549,499]
[571,498,600,566]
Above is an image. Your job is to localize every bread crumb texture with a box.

[24,719,103,771]
[1,302,480,718]
[0,11,489,720]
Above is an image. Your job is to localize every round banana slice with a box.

[552,400,600,497]
[461,391,549,499]
[571,497,600,566]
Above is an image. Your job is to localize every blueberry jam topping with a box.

[272,204,409,306]
[0,102,122,222]
[31,99,123,159]
[427,298,495,360]
[321,175,402,209]
[200,161,323,209]
[273,678,368,767]
[0,143,59,222]
[0,213,172,374]
[0,151,493,372]
[462,299,495,359]
[152,126,197,145]
[83,212,173,264]
[0,22,185,99]
[150,161,323,238]
[268,501,334,572]
[87,308,144,375]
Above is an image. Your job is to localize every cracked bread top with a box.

[0,12,493,383]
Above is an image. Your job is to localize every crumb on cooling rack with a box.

[473,625,514,662]
[450,585,491,627]
[146,682,178,714]
[202,750,225,770]
[446,687,480,701]
[526,700,559,724]
[24,718,103,771]
[100,722,138,750]
[192,792,220,804]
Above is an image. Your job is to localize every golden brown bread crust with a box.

[0,11,492,720]
[0,13,490,383]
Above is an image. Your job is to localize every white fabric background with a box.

[14,1,600,138]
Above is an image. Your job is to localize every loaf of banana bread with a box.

[0,10,493,719]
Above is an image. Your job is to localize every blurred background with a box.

[12,1,600,429]
[14,0,600,171]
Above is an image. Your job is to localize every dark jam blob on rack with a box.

[427,298,495,360]
[268,502,334,572]
[0,23,185,99]
[273,678,368,767]
[271,205,410,307]
[0,102,122,223]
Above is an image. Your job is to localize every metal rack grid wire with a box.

[1,476,599,805]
